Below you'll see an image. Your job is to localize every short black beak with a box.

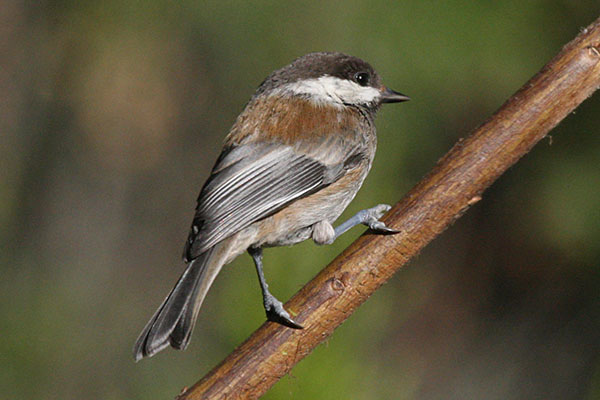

[380,87,410,104]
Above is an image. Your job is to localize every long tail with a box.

[133,241,229,361]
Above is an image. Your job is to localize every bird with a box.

[133,52,409,361]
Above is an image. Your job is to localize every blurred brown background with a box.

[2,1,600,399]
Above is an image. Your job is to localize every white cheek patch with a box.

[282,76,381,106]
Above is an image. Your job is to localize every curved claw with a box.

[265,297,304,329]
[367,220,400,234]
[368,220,400,234]
[266,310,304,329]
[361,204,399,234]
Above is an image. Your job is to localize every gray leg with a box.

[248,247,303,329]
[333,204,399,241]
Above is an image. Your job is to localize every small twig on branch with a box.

[179,16,600,400]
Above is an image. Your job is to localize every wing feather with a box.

[183,143,347,261]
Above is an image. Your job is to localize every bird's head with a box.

[255,52,409,111]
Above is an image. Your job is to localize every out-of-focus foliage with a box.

[2,1,600,399]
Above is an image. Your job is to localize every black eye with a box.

[354,72,370,87]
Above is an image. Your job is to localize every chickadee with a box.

[133,52,409,360]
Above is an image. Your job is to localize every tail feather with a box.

[169,271,209,350]
[133,243,225,361]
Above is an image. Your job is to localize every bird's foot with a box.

[264,294,303,329]
[360,204,400,234]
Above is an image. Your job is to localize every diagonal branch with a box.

[179,16,600,400]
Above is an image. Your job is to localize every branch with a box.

[179,17,600,400]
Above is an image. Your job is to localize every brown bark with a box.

[178,17,600,400]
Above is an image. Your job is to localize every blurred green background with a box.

[2,1,600,399]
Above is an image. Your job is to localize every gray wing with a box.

[183,142,354,261]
